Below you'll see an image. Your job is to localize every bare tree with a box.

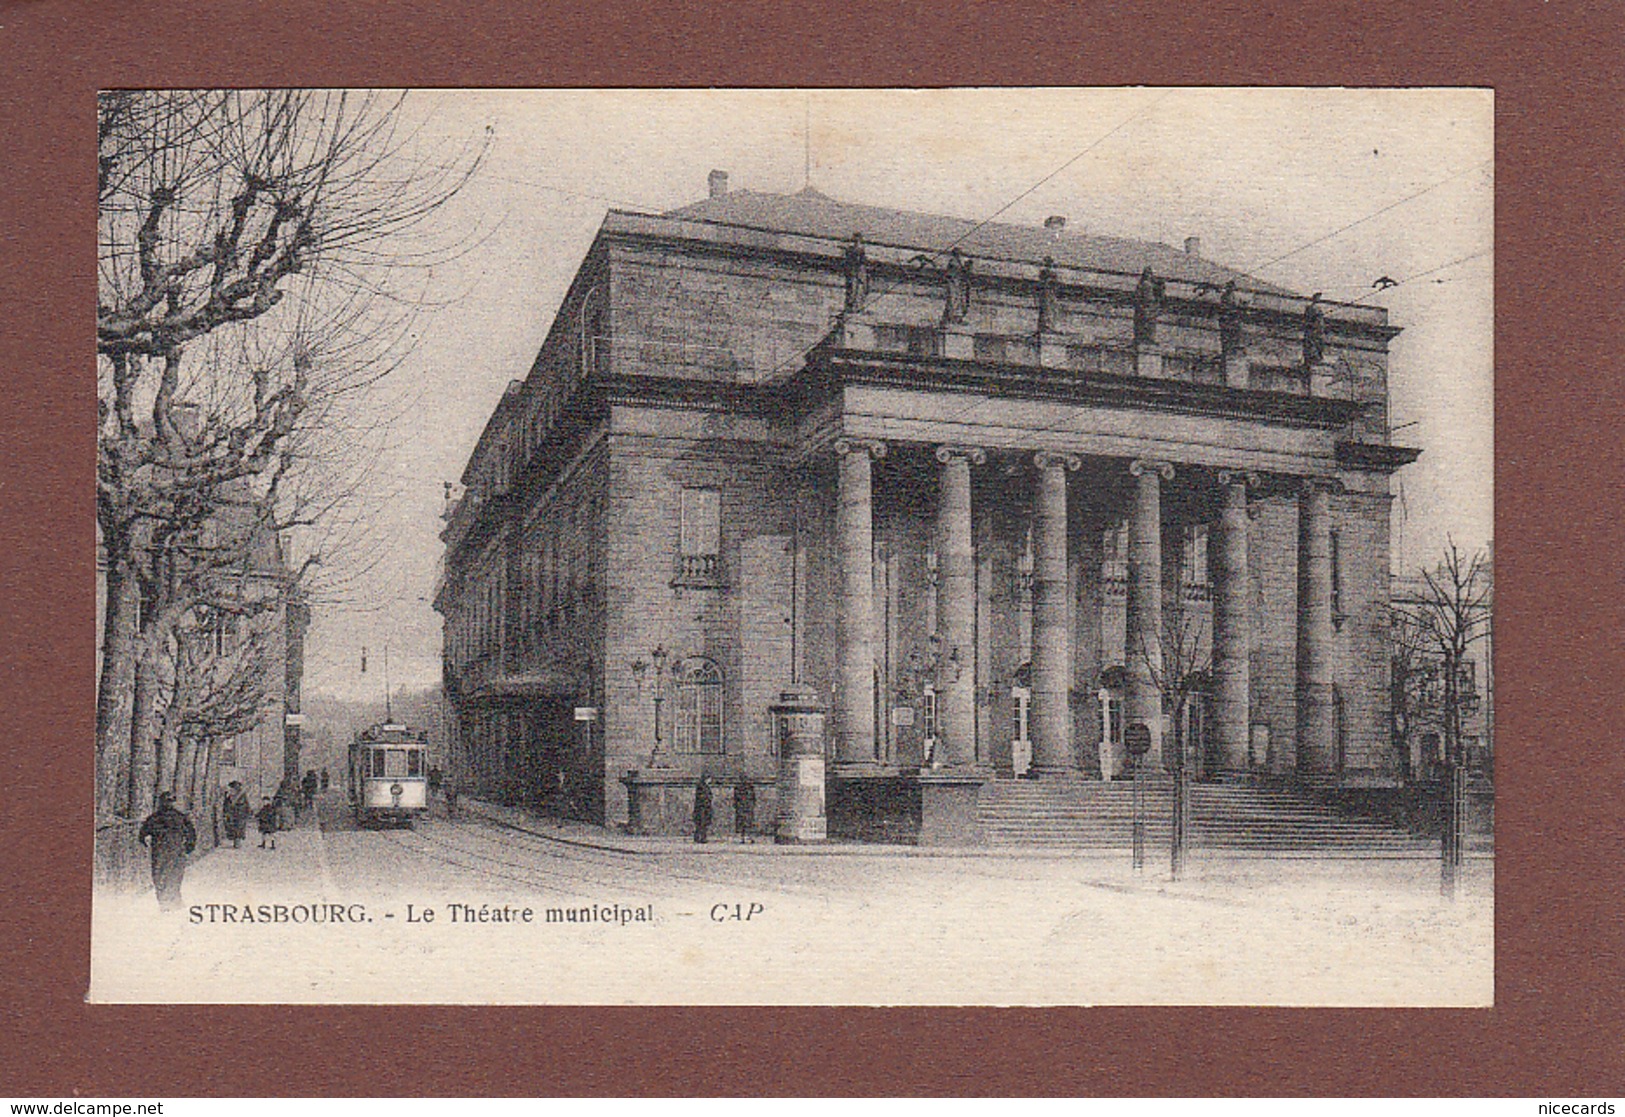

[97,90,483,829]
[1133,586,1212,879]
[1393,540,1492,771]
[1388,597,1433,781]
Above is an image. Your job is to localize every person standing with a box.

[273,776,295,829]
[256,797,279,849]
[301,768,319,813]
[221,780,251,849]
[692,773,714,844]
[733,778,756,843]
[138,792,197,911]
[442,772,459,820]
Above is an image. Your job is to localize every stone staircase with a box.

[979,777,1437,855]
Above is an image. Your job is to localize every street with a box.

[91,790,1493,1006]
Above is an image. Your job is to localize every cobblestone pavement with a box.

[91,791,1492,1005]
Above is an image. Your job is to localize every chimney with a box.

[1045,215,1067,232]
[708,170,729,198]
[1184,236,1201,257]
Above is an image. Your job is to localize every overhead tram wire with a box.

[933,159,1493,455]
[1337,247,1493,305]
[1248,159,1493,276]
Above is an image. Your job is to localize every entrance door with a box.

[1010,685,1032,776]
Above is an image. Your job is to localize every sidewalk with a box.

[459,796,1489,862]
[463,797,1132,860]
[185,805,335,893]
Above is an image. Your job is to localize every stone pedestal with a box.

[1307,359,1338,398]
[1039,331,1069,370]
[621,767,685,835]
[941,324,975,360]
[833,314,877,351]
[1223,350,1250,388]
[915,772,986,846]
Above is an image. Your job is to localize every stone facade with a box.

[435,182,1419,839]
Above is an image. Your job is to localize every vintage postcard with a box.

[91,87,1493,1005]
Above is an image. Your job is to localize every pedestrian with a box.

[692,772,713,844]
[443,772,459,821]
[221,780,251,849]
[138,791,197,911]
[320,768,330,792]
[302,768,319,812]
[274,776,295,829]
[256,797,279,849]
[428,765,443,794]
[733,777,756,843]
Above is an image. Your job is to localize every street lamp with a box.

[647,644,670,767]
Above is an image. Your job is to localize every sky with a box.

[298,88,1493,703]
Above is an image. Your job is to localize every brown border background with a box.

[3,0,1621,1097]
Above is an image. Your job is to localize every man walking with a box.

[138,792,197,911]
[692,773,714,844]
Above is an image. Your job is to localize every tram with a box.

[348,722,430,827]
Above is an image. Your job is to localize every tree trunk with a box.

[128,657,161,819]
[202,740,221,850]
[157,717,180,798]
[96,558,140,820]
[174,733,199,811]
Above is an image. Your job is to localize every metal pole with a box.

[1441,759,1467,899]
[1171,762,1188,881]
[1132,767,1145,873]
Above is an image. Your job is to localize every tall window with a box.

[921,684,939,765]
[673,656,725,755]
[679,487,721,581]
[1182,525,1210,592]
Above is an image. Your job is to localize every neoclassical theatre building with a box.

[435,173,1418,841]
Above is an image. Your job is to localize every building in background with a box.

[434,174,1419,840]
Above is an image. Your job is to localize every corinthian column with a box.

[1126,459,1174,768]
[1297,478,1336,777]
[935,445,984,768]
[835,438,886,765]
[1030,451,1081,775]
[1213,471,1257,774]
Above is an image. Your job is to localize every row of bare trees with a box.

[1129,537,1492,789]
[1391,540,1493,780]
[96,90,481,862]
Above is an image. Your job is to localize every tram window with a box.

[407,750,422,777]
[384,749,409,777]
[370,751,386,778]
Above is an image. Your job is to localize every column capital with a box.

[934,444,987,466]
[1033,450,1082,472]
[1129,458,1175,480]
[1217,469,1261,489]
[1298,475,1344,496]
[834,437,887,461]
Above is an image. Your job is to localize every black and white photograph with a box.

[90,87,1494,1005]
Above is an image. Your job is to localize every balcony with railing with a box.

[671,551,724,590]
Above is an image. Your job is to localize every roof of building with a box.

[666,186,1294,295]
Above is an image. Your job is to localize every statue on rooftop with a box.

[1219,278,1245,360]
[942,248,973,325]
[1037,256,1061,334]
[1303,291,1326,368]
[843,233,869,314]
[1133,266,1165,347]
